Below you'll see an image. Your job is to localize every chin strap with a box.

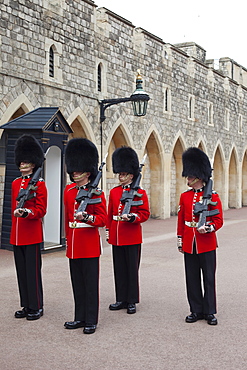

[188,177,199,186]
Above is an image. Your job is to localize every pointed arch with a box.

[67,107,96,142]
[197,138,207,153]
[242,149,247,206]
[212,144,225,204]
[171,131,187,152]
[105,118,134,175]
[105,118,133,193]
[171,136,187,215]
[228,146,240,208]
[142,124,164,156]
[0,95,34,165]
[142,125,165,218]
[0,94,33,128]
[212,140,225,162]
[105,117,133,151]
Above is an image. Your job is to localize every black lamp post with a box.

[99,71,150,160]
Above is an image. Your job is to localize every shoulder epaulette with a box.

[67,185,77,191]
[183,188,192,193]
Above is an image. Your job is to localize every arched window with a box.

[208,103,214,126]
[224,109,229,130]
[164,88,168,111]
[188,95,195,121]
[45,39,62,83]
[238,114,243,134]
[97,64,102,92]
[163,87,171,113]
[189,96,193,119]
[49,46,54,78]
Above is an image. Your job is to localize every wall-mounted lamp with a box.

[99,71,150,123]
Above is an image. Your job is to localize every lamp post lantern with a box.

[99,71,150,160]
[130,72,149,117]
[99,71,150,123]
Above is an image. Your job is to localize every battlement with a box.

[175,42,207,63]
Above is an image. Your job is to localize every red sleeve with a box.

[177,193,185,237]
[130,189,150,223]
[106,189,113,230]
[64,186,70,238]
[11,181,17,215]
[86,192,107,227]
[208,192,223,231]
[23,180,47,219]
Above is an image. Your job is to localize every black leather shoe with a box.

[15,307,30,318]
[109,301,128,310]
[83,324,97,334]
[127,303,136,314]
[64,321,85,329]
[205,314,218,325]
[185,312,204,323]
[26,308,44,321]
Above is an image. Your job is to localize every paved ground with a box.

[0,207,247,370]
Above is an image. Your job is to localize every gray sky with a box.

[95,0,246,68]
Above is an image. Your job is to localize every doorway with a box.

[43,145,62,249]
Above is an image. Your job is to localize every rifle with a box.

[16,166,43,209]
[120,154,147,216]
[193,178,220,229]
[75,153,107,214]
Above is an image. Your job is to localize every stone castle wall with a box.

[0,0,247,229]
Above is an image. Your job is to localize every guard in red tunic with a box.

[177,147,223,325]
[11,135,47,321]
[64,138,107,334]
[107,147,150,314]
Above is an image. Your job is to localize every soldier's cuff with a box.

[21,208,32,218]
[177,236,183,249]
[127,213,137,222]
[206,224,215,233]
[82,214,95,223]
[105,228,109,240]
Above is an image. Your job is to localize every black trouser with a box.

[112,244,141,304]
[184,249,217,314]
[13,244,43,311]
[69,257,99,325]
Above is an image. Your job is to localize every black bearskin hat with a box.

[112,146,139,177]
[65,138,98,182]
[14,134,44,170]
[182,147,212,182]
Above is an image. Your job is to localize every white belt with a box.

[113,215,124,221]
[69,222,94,229]
[185,221,198,228]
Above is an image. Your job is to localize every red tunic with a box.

[177,188,223,254]
[106,185,150,246]
[10,176,47,246]
[64,183,107,259]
